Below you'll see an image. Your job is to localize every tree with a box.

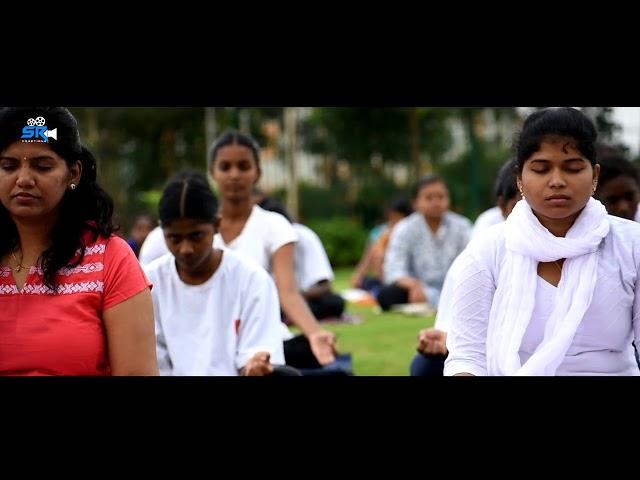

[69,107,284,229]
[303,107,453,176]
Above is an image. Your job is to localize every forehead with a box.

[417,181,448,195]
[1,141,61,159]
[528,138,585,160]
[215,144,256,161]
[163,218,214,234]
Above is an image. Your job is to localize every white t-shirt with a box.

[444,217,640,376]
[138,226,168,267]
[471,206,504,239]
[293,223,334,291]
[144,248,285,376]
[214,205,298,273]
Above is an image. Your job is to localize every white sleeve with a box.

[235,270,286,370]
[443,250,496,376]
[295,225,334,291]
[266,213,298,257]
[139,227,170,267]
[471,208,502,240]
[633,255,640,368]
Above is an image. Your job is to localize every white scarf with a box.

[486,197,610,376]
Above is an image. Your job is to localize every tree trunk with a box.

[408,107,421,178]
[284,107,299,220]
[464,109,481,219]
[204,107,217,166]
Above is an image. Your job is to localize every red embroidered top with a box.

[0,234,151,376]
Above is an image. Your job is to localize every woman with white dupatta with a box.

[444,107,640,376]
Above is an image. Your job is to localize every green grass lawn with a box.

[319,268,436,376]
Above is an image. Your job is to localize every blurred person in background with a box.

[351,197,413,297]
[377,175,472,311]
[127,214,156,258]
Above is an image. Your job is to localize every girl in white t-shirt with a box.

[145,171,285,376]
[208,130,337,369]
[445,107,640,376]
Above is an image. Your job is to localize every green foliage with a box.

[306,217,368,268]
[273,179,409,230]
[302,107,454,172]
[439,139,514,220]
[278,182,350,223]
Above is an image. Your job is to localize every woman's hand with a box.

[242,352,274,376]
[308,329,337,365]
[417,328,448,356]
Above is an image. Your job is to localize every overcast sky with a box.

[612,107,640,156]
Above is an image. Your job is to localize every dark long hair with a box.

[0,107,116,290]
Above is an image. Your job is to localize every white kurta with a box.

[444,217,640,376]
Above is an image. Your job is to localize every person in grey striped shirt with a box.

[377,175,472,311]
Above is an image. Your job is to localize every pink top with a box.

[0,233,151,376]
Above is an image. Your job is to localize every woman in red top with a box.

[0,107,158,376]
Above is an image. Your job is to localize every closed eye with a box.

[0,160,17,170]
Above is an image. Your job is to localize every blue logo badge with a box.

[21,117,58,143]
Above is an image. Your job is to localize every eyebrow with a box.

[217,158,253,163]
[167,229,207,236]
[529,158,586,164]
[0,155,56,161]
